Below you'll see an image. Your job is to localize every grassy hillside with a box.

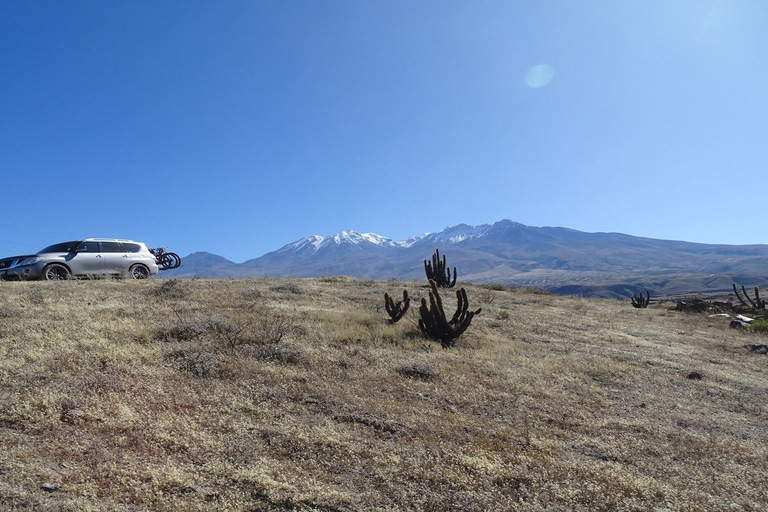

[1,278,766,511]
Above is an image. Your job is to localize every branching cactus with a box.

[733,284,766,310]
[418,279,481,348]
[384,290,410,323]
[424,249,457,288]
[631,290,650,308]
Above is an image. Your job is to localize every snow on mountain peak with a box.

[330,230,397,247]
[282,235,325,253]
[279,221,518,256]
[281,230,401,255]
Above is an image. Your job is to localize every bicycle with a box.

[149,247,182,270]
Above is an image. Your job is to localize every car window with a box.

[101,242,124,252]
[38,241,80,253]
[121,243,141,253]
[77,241,101,253]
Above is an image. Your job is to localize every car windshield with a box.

[38,241,81,253]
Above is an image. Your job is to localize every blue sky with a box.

[1,1,766,262]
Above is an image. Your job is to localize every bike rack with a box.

[149,248,182,271]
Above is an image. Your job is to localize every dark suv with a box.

[0,238,159,280]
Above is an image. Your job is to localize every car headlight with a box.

[15,256,42,266]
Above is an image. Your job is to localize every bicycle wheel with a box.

[165,253,181,269]
[158,253,174,270]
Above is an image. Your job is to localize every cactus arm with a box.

[385,292,394,316]
[742,285,758,308]
[753,287,765,309]
[424,259,434,281]
[733,284,748,306]
[401,290,410,315]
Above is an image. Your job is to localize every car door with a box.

[100,241,131,274]
[69,241,106,275]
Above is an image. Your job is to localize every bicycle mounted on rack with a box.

[149,247,181,271]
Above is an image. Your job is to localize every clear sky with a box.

[1,1,766,262]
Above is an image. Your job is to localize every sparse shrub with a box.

[154,278,187,298]
[239,288,263,301]
[478,290,496,305]
[395,361,439,380]
[270,282,302,295]
[155,305,216,342]
[155,320,209,342]
[478,283,517,292]
[522,287,551,295]
[207,316,248,350]
[84,273,111,280]
[207,308,302,351]
[317,275,353,284]
[171,350,219,378]
[251,308,302,344]
[675,297,711,313]
[751,319,768,335]
[252,343,308,365]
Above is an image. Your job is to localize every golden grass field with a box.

[1,277,766,511]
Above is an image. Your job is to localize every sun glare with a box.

[525,64,554,88]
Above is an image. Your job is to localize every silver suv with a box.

[0,239,159,280]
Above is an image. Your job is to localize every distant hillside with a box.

[162,220,768,298]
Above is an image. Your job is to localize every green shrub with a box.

[751,318,768,335]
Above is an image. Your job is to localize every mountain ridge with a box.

[163,220,768,299]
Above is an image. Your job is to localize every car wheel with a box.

[42,263,71,281]
[130,264,150,279]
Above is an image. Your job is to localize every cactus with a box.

[733,284,766,310]
[631,290,650,308]
[384,290,410,323]
[424,249,457,288]
[418,279,481,348]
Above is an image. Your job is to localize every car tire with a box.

[42,263,71,281]
[130,264,150,279]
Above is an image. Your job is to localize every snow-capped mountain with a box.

[279,230,403,255]
[275,222,501,255]
[162,220,768,298]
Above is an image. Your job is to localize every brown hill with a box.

[1,278,766,510]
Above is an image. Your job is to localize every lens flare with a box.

[525,64,554,88]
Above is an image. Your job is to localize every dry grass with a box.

[1,277,766,511]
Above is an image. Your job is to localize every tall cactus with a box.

[418,279,481,348]
[424,249,457,288]
[384,290,410,323]
[733,284,766,310]
[631,290,650,308]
